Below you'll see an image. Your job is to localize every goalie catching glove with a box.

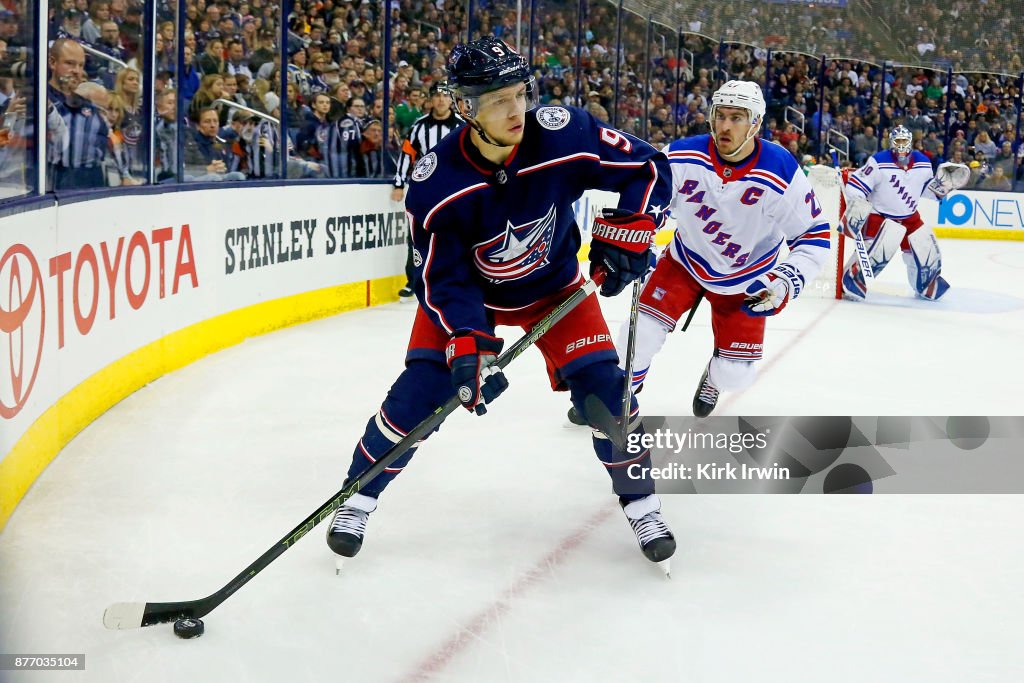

[446,329,509,415]
[588,208,657,297]
[927,162,971,198]
[742,262,804,316]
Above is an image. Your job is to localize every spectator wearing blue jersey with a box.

[46,39,109,190]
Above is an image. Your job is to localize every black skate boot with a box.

[327,493,377,571]
[397,286,415,302]
[621,495,676,568]
[692,364,719,418]
[567,405,588,426]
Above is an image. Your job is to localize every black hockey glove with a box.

[446,329,509,415]
[588,208,657,297]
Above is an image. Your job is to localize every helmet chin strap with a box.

[467,117,513,148]
[713,122,760,161]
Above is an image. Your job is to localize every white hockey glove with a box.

[742,263,804,317]
[843,195,871,239]
[928,162,971,198]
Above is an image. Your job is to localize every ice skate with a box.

[621,495,675,576]
[692,364,719,418]
[327,493,377,574]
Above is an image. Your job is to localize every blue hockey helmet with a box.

[443,37,536,118]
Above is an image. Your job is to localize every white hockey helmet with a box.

[709,80,766,159]
[710,80,766,127]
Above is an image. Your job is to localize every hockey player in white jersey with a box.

[841,125,968,301]
[623,80,830,417]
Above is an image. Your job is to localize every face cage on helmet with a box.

[447,76,538,120]
[891,134,913,155]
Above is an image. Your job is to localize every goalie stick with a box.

[103,274,606,631]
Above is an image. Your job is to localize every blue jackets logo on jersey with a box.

[474,204,557,282]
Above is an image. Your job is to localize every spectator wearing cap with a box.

[348,78,367,104]
[288,48,313,99]
[119,5,143,56]
[249,30,277,73]
[992,140,1015,178]
[46,38,109,190]
[56,9,83,40]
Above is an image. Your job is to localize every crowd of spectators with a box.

[0,0,1021,195]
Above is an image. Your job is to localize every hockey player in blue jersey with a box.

[619,80,829,417]
[326,37,677,569]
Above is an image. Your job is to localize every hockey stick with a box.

[680,290,703,332]
[580,287,704,447]
[618,278,643,445]
[103,275,605,631]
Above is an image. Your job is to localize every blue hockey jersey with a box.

[406,105,672,335]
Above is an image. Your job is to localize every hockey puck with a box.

[173,617,205,639]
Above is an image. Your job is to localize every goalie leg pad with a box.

[566,360,653,499]
[864,218,907,275]
[903,228,949,300]
[841,259,868,301]
[708,356,757,393]
[345,360,453,498]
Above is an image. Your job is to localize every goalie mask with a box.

[709,80,766,160]
[442,37,537,147]
[889,125,913,166]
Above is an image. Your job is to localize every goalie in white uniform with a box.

[841,126,969,301]
[619,80,830,417]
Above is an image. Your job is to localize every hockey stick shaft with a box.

[680,290,703,332]
[619,278,642,445]
[853,231,874,279]
[104,276,602,630]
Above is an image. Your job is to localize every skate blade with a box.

[658,559,672,579]
[335,557,346,575]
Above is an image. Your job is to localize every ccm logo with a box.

[566,334,611,353]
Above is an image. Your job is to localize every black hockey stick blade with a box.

[583,394,628,452]
[103,277,602,631]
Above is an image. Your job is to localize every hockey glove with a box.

[446,329,509,415]
[588,208,657,297]
[742,263,804,317]
[842,195,871,239]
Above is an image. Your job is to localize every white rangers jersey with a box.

[663,135,830,296]
[845,150,941,218]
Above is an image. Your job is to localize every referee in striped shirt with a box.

[391,83,464,300]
